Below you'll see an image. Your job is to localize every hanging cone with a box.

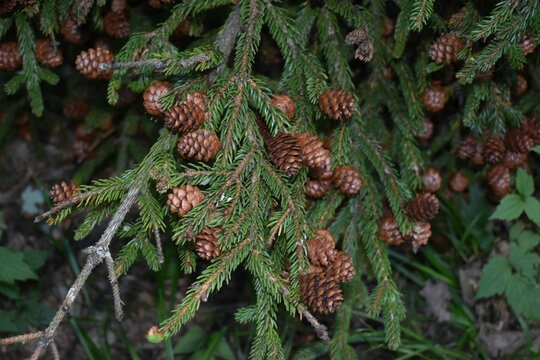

[164,101,206,134]
[449,172,469,193]
[35,39,63,68]
[487,165,510,198]
[409,222,431,253]
[506,128,534,153]
[306,229,336,268]
[456,137,476,160]
[429,33,464,65]
[326,251,354,283]
[177,129,221,162]
[296,131,332,172]
[50,181,79,205]
[300,272,343,314]
[406,193,440,222]
[318,88,356,120]
[422,84,447,112]
[195,227,222,260]
[166,185,205,217]
[103,10,130,38]
[143,81,172,117]
[270,94,296,120]
[333,166,361,196]
[482,137,506,164]
[305,179,332,199]
[417,118,434,141]
[378,215,405,245]
[421,167,442,193]
[521,33,537,55]
[75,48,114,79]
[0,42,22,71]
[268,132,304,176]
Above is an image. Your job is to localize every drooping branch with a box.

[98,53,210,72]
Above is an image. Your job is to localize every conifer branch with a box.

[98,53,210,72]
[34,189,102,223]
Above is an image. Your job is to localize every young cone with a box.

[195,228,222,260]
[50,181,79,205]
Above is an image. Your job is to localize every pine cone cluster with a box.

[422,83,447,112]
[50,181,79,205]
[75,47,114,79]
[300,229,354,314]
[143,81,173,117]
[166,185,205,217]
[0,42,22,71]
[195,227,222,260]
[429,34,463,64]
[35,39,63,68]
[318,88,356,120]
[164,92,207,134]
[177,129,221,163]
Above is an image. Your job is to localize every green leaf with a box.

[489,194,525,221]
[509,243,540,280]
[0,281,20,299]
[0,247,38,284]
[509,223,521,241]
[524,197,540,226]
[531,145,540,154]
[476,256,512,299]
[505,276,540,320]
[23,250,49,271]
[173,325,206,354]
[518,231,540,252]
[516,168,534,197]
[0,310,19,332]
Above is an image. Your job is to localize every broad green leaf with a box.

[0,247,38,284]
[476,256,512,299]
[505,276,540,320]
[174,325,206,354]
[0,310,19,332]
[23,250,49,271]
[518,231,540,251]
[509,223,521,241]
[531,145,540,155]
[516,168,534,197]
[489,194,524,221]
[509,243,540,279]
[524,197,540,226]
[0,281,20,299]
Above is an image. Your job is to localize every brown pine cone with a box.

[74,123,94,141]
[64,99,91,120]
[503,151,528,170]
[195,227,222,260]
[305,179,332,199]
[449,172,469,193]
[378,215,405,245]
[296,131,332,171]
[186,92,207,110]
[409,222,431,253]
[166,185,205,217]
[72,138,95,161]
[318,88,356,120]
[103,11,130,38]
[429,34,464,65]
[60,18,87,44]
[422,84,447,112]
[506,129,534,153]
[172,19,191,37]
[111,0,128,12]
[300,272,343,314]
[406,193,440,222]
[521,33,537,55]
[143,81,172,117]
[456,137,476,160]
[487,165,511,198]
[75,48,114,79]
[177,129,221,162]
[524,118,540,142]
[35,39,63,68]
[417,118,434,141]
[482,137,506,164]
[50,181,79,205]
[271,94,296,120]
[164,102,206,134]
[326,251,354,283]
[513,75,528,97]
[307,229,336,268]
[421,167,442,193]
[268,132,304,176]
[333,166,361,196]
[0,0,16,15]
[470,143,485,166]
[0,42,22,71]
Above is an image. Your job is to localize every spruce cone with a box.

[318,88,356,120]
[506,129,534,153]
[64,99,91,120]
[422,84,447,112]
[470,143,484,166]
[487,165,510,198]
[326,252,354,283]
[524,118,540,142]
[457,137,476,160]
[75,48,114,79]
[417,118,434,141]
[483,137,506,164]
[72,138,95,161]
[409,222,431,253]
[406,193,440,222]
[307,229,336,268]
[305,179,332,199]
[60,18,87,44]
[103,11,130,38]
[504,151,528,170]
[521,33,537,55]
[268,132,303,176]
[50,181,79,205]
[421,167,442,193]
[195,228,222,260]
[333,166,361,196]
[297,131,332,171]
[143,81,172,117]
[345,28,373,62]
[271,94,296,120]
[300,273,343,314]
[513,75,528,97]
[166,185,205,217]
[449,172,469,193]
[378,215,405,245]
[0,42,21,71]
[164,102,206,134]
[35,39,63,68]
[429,34,463,65]
[177,129,221,162]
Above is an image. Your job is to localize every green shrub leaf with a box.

[476,256,512,299]
[489,194,525,221]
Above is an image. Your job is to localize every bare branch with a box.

[153,226,165,264]
[104,253,124,321]
[98,53,210,72]
[0,332,42,346]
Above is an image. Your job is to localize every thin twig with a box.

[104,253,124,321]
[153,226,165,264]
[50,341,60,360]
[98,53,210,72]
[0,332,42,345]
[267,208,292,246]
[34,189,101,223]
